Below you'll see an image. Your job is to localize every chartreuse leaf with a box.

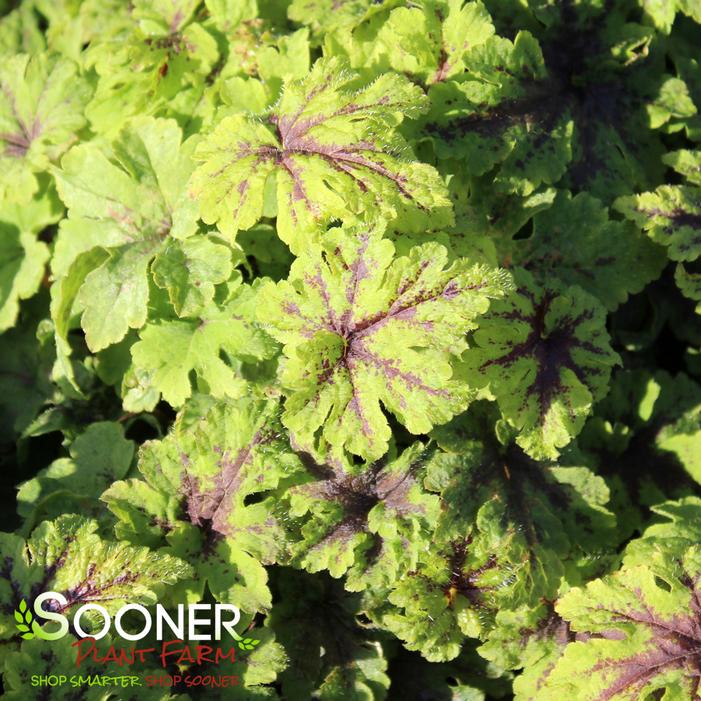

[376,529,520,662]
[0,183,62,331]
[17,421,134,527]
[84,0,218,133]
[614,177,701,262]
[655,400,701,487]
[103,396,302,614]
[462,269,620,460]
[130,276,277,407]
[0,514,191,640]
[23,0,125,61]
[51,116,200,353]
[541,544,701,700]
[258,224,511,460]
[151,236,237,317]
[204,0,258,33]
[478,604,573,701]
[283,442,439,591]
[0,52,91,203]
[327,0,496,83]
[640,0,701,33]
[167,629,286,699]
[0,5,46,57]
[287,0,404,37]
[268,569,390,701]
[513,191,665,311]
[190,56,453,251]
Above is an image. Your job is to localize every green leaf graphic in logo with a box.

[13,599,36,640]
[238,637,261,651]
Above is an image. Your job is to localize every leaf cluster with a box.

[1,0,701,699]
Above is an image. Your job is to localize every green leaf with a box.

[615,182,701,263]
[258,224,511,459]
[130,277,277,407]
[268,569,390,701]
[204,0,258,33]
[190,56,453,251]
[0,514,191,640]
[0,185,62,331]
[377,531,518,662]
[478,604,572,701]
[579,370,701,538]
[103,396,302,613]
[17,421,135,525]
[461,268,620,460]
[328,0,496,83]
[284,442,440,590]
[421,30,574,195]
[2,633,171,700]
[52,116,200,352]
[542,544,701,700]
[84,0,219,133]
[513,191,665,311]
[287,0,405,38]
[0,53,91,203]
[0,306,54,443]
[427,413,616,603]
[151,236,237,318]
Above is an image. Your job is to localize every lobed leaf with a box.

[0,514,191,640]
[259,224,512,459]
[103,396,303,613]
[462,268,620,459]
[0,52,91,203]
[190,56,453,251]
[542,544,701,700]
[52,116,200,353]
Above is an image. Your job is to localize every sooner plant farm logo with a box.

[12,592,263,691]
[14,592,260,649]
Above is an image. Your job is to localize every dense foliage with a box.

[1,0,701,699]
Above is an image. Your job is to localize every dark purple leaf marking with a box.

[1,534,140,619]
[483,286,607,422]
[41,564,139,615]
[181,429,268,539]
[444,536,499,608]
[294,447,426,556]
[220,78,426,221]
[636,205,701,257]
[424,13,660,200]
[454,445,575,547]
[290,238,485,436]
